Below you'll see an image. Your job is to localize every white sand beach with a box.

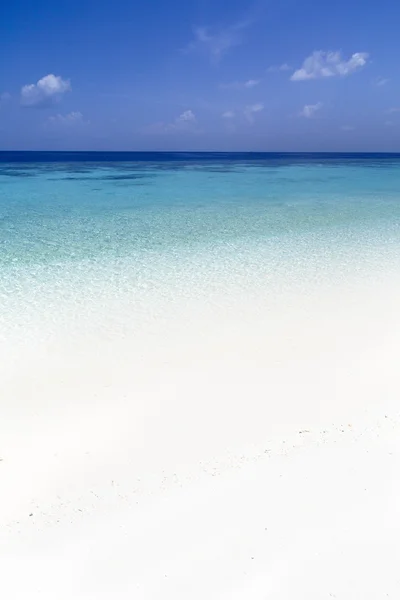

[1,268,400,599]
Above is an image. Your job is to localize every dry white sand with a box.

[1,273,400,599]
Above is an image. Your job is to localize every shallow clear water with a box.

[1,153,400,341]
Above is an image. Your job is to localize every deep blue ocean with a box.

[2,151,400,163]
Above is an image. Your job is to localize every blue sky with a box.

[1,0,400,151]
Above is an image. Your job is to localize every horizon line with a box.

[1,150,400,155]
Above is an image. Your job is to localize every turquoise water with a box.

[1,154,400,340]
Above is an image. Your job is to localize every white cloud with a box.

[341,125,355,131]
[300,102,323,118]
[186,20,250,63]
[244,103,264,123]
[387,107,400,114]
[21,74,71,108]
[145,110,198,134]
[219,79,260,90]
[267,63,291,73]
[291,51,369,81]
[48,111,86,125]
[175,109,196,124]
[375,77,389,87]
[385,120,395,127]
[222,110,235,118]
[164,109,197,131]
[244,79,260,88]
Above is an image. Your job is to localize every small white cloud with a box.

[21,74,71,108]
[176,109,196,123]
[220,79,260,90]
[387,107,400,114]
[385,120,395,127]
[48,111,86,125]
[375,77,389,86]
[291,51,369,81]
[186,20,250,63]
[145,110,198,134]
[166,109,197,131]
[244,79,260,88]
[300,102,323,118]
[222,110,235,118]
[244,103,264,123]
[341,125,355,131]
[267,63,291,73]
